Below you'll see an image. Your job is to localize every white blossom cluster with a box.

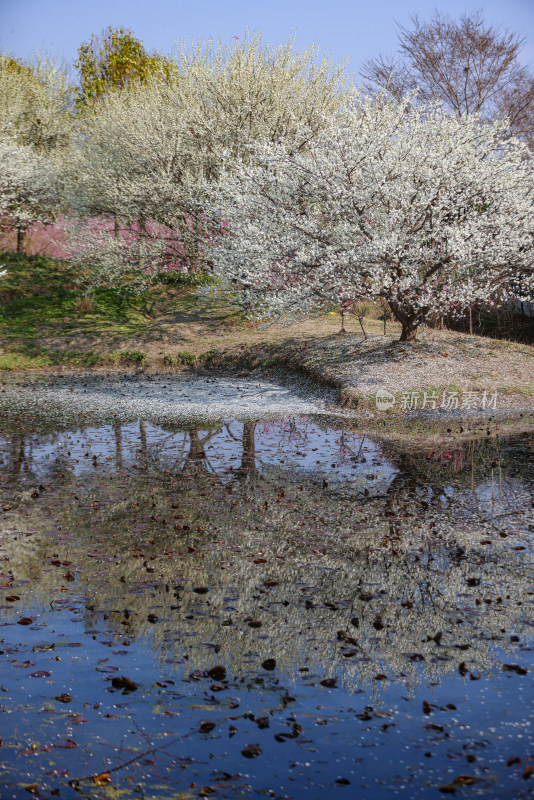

[0,136,59,233]
[204,92,534,338]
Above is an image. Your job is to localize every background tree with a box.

[73,26,173,108]
[0,51,71,152]
[205,93,534,341]
[64,32,353,284]
[361,10,534,144]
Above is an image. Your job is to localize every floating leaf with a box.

[111,675,138,692]
[242,743,261,758]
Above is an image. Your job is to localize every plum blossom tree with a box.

[0,137,60,253]
[63,33,352,285]
[204,93,534,341]
[0,53,71,252]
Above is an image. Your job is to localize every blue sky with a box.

[1,0,533,78]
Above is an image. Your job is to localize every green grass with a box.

[0,251,236,349]
[0,351,53,370]
[0,252,158,340]
[500,384,533,397]
[0,347,150,371]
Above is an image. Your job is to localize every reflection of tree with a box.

[1,421,532,694]
[114,422,123,470]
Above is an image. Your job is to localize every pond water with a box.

[0,378,533,799]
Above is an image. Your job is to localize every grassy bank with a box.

[1,252,533,425]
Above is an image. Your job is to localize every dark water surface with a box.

[0,381,533,799]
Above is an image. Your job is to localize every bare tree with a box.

[361,10,534,143]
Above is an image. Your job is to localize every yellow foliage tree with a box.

[73,26,172,108]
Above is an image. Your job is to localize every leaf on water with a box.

[199,721,216,733]
[111,675,138,692]
[93,773,112,785]
[503,664,528,675]
[241,743,261,758]
[55,694,72,703]
[17,617,33,625]
[29,671,51,678]
[207,665,226,681]
[453,775,476,786]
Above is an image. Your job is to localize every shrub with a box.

[198,348,220,363]
[162,354,178,367]
[107,350,146,365]
[178,350,197,366]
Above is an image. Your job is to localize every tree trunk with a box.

[399,322,418,342]
[388,300,420,342]
[16,227,25,254]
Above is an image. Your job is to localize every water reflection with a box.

[1,417,532,692]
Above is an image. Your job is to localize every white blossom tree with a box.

[0,52,72,153]
[63,33,352,284]
[205,93,534,341]
[0,137,60,253]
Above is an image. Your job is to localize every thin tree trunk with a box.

[16,227,25,254]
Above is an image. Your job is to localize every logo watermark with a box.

[375,389,396,411]
[375,389,499,411]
